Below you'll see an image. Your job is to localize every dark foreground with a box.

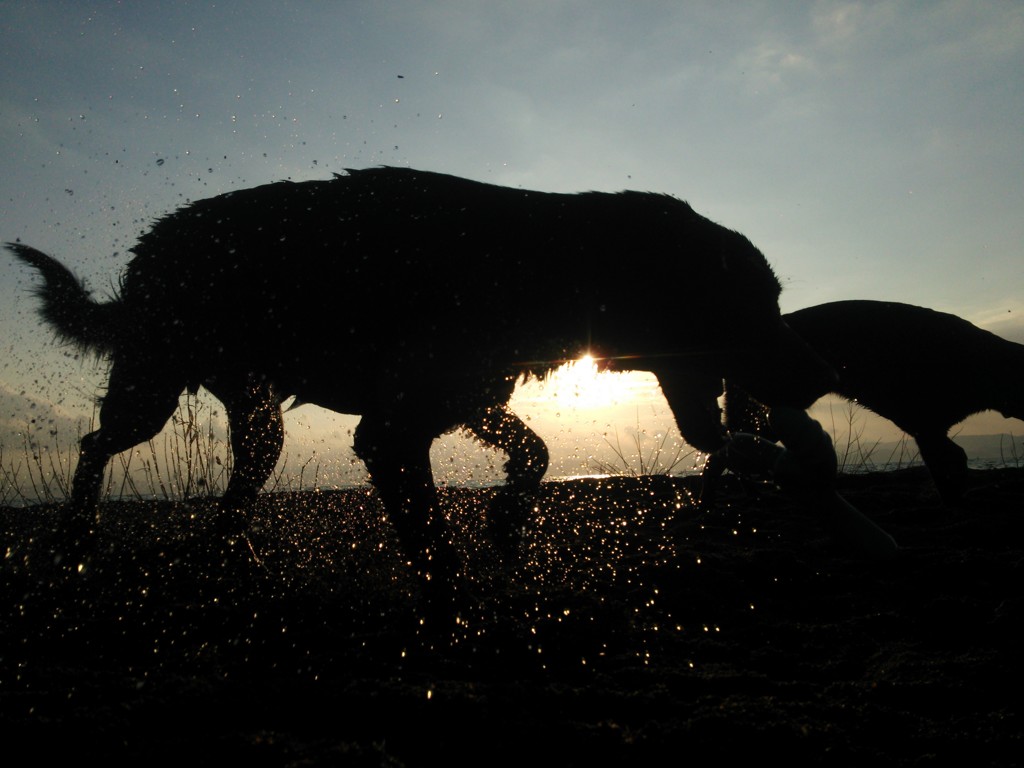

[2,467,1023,766]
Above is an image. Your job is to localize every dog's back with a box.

[781,300,1024,434]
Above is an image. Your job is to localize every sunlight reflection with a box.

[521,354,653,410]
[547,354,617,409]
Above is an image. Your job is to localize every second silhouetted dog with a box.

[723,300,1024,505]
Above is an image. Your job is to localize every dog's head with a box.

[722,318,838,410]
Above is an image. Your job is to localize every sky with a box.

[1,1,1022,496]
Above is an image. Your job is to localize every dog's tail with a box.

[7,242,122,356]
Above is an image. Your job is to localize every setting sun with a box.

[540,354,635,409]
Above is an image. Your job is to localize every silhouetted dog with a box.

[722,300,1024,504]
[10,167,831,594]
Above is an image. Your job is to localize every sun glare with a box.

[544,354,635,409]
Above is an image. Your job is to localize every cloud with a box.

[0,380,85,450]
[972,307,1024,345]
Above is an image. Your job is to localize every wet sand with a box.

[2,467,1022,766]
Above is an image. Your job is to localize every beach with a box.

[2,467,1022,766]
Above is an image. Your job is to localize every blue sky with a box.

[2,1,1022,489]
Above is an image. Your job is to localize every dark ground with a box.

[2,467,1023,766]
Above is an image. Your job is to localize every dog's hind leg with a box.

[914,430,970,506]
[68,358,185,556]
[204,375,285,539]
[465,404,549,559]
